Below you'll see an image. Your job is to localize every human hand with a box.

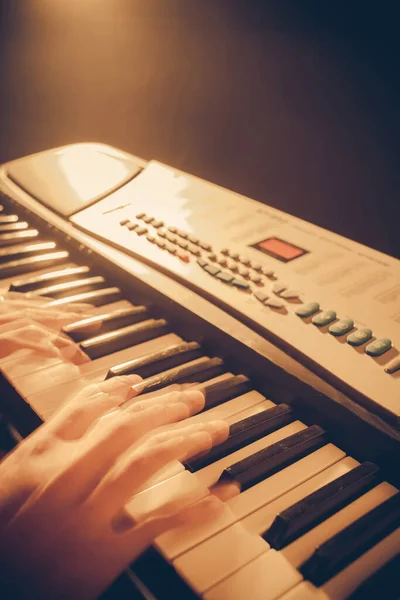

[0,292,91,364]
[0,376,228,600]
[0,291,92,328]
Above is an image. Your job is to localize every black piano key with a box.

[300,492,400,586]
[219,425,327,491]
[186,404,294,472]
[348,553,400,600]
[80,319,169,359]
[202,374,251,410]
[0,214,19,224]
[27,275,106,298]
[0,251,70,278]
[126,357,225,399]
[106,341,202,379]
[0,221,29,233]
[0,229,40,247]
[264,461,381,549]
[10,265,91,292]
[48,286,122,308]
[63,306,150,342]
[0,241,57,263]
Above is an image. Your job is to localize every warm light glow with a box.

[57,146,132,203]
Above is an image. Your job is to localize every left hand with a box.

[0,376,228,600]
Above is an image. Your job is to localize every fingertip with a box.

[100,374,143,394]
[179,389,205,415]
[208,419,230,444]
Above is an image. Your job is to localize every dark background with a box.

[0,0,399,257]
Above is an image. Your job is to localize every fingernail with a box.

[208,420,230,441]
[180,390,205,412]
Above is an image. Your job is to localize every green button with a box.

[365,338,392,357]
[216,271,234,283]
[312,310,337,327]
[346,328,373,346]
[295,302,320,318]
[329,318,354,336]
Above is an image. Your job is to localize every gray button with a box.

[265,298,285,309]
[152,220,164,228]
[216,271,234,283]
[227,261,238,272]
[280,289,299,299]
[250,262,263,272]
[238,266,250,278]
[250,274,263,284]
[200,242,212,251]
[204,264,221,276]
[135,227,148,236]
[262,267,275,277]
[254,290,269,304]
[272,282,287,294]
[166,233,177,243]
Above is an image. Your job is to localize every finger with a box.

[0,308,86,329]
[90,420,228,512]
[0,292,50,306]
[0,334,60,359]
[123,388,204,416]
[23,391,207,520]
[0,323,89,363]
[58,302,94,314]
[49,375,142,440]
[89,388,205,448]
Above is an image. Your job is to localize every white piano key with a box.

[282,481,398,568]
[14,331,182,398]
[0,262,78,291]
[242,456,359,535]
[155,498,237,560]
[203,549,302,600]
[279,582,330,600]
[224,397,273,425]
[227,444,346,519]
[173,522,269,594]
[126,470,209,521]
[156,444,345,561]
[25,335,187,420]
[322,526,400,600]
[195,421,306,488]
[137,394,275,494]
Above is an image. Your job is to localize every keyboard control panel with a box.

[2,143,399,426]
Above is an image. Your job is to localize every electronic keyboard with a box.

[0,144,399,600]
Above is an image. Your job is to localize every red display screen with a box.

[252,237,307,262]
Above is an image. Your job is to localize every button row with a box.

[221,248,275,277]
[295,302,393,358]
[197,258,250,290]
[165,225,212,251]
[208,254,268,286]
